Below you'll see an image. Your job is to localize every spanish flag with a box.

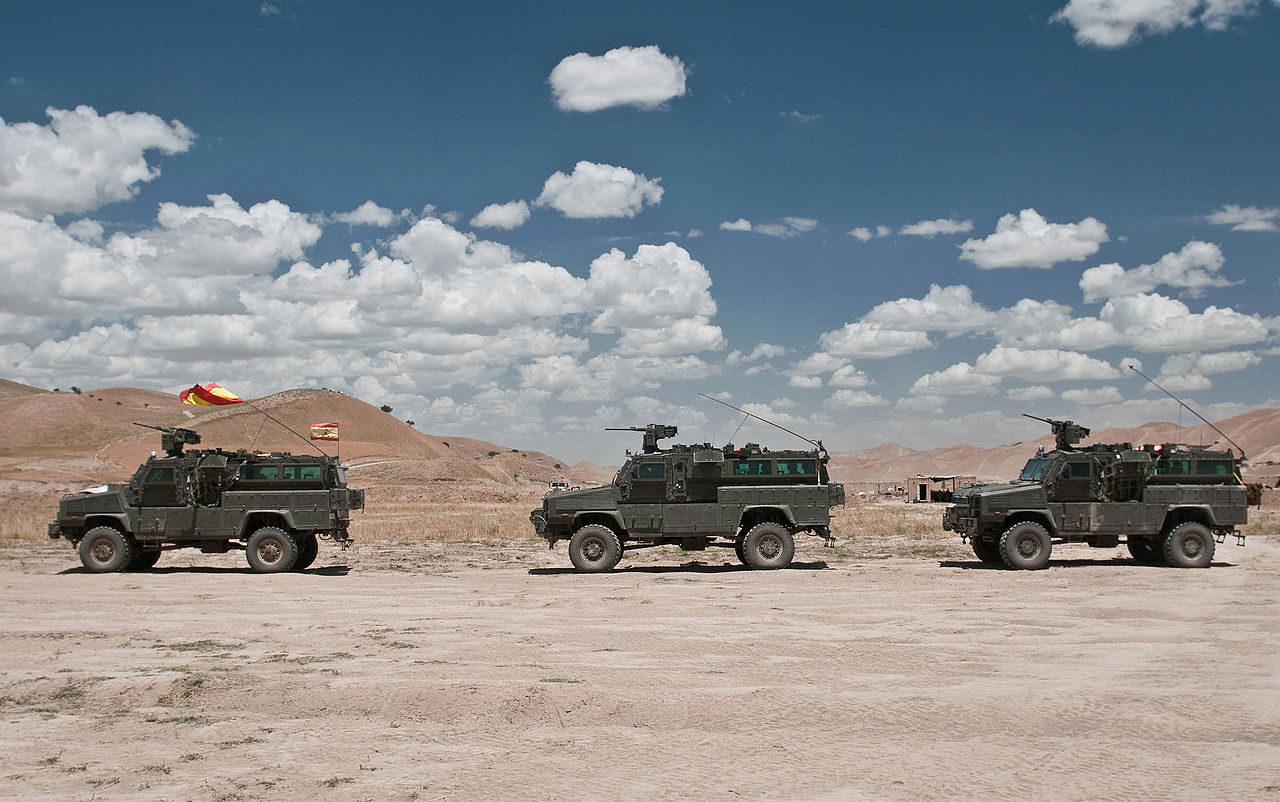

[310,422,339,441]
[180,383,245,406]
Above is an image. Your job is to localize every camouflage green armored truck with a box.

[942,416,1249,570]
[48,425,364,573]
[530,424,845,572]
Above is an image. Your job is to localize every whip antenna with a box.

[698,392,826,455]
[1127,364,1246,460]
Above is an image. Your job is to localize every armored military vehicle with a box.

[48,425,364,573]
[530,423,845,572]
[942,415,1249,570]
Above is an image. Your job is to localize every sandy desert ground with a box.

[1,502,1279,801]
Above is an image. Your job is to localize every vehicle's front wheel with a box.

[79,526,132,573]
[568,524,622,572]
[292,533,319,571]
[246,526,298,573]
[970,537,1003,563]
[1163,522,1215,568]
[741,522,795,570]
[998,521,1051,570]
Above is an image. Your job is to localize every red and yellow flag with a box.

[310,422,339,441]
[180,382,245,406]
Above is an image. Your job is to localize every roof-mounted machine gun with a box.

[1022,414,1091,452]
[134,422,202,456]
[606,424,679,454]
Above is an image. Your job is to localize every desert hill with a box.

[829,407,1280,484]
[2,381,1277,491]
[0,384,575,488]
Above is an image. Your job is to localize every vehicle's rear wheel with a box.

[970,537,1003,563]
[292,533,319,571]
[1163,522,1214,568]
[741,522,795,570]
[998,521,1051,570]
[568,524,622,572]
[79,526,132,573]
[128,547,162,570]
[1126,537,1162,564]
[246,526,298,573]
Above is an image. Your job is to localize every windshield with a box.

[1019,457,1050,481]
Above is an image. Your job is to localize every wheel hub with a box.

[582,538,605,561]
[91,541,114,562]
[1017,536,1038,558]
[259,543,282,563]
[759,537,781,559]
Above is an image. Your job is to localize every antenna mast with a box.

[698,392,826,455]
[1127,364,1246,460]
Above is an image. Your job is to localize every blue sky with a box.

[2,1,1278,465]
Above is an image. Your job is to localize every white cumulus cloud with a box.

[722,217,818,238]
[333,201,404,227]
[0,105,194,217]
[900,217,974,237]
[1052,0,1272,48]
[537,161,663,219]
[1079,240,1235,302]
[549,45,688,112]
[1205,203,1280,231]
[470,200,531,230]
[959,208,1109,269]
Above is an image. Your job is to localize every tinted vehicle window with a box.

[1156,459,1190,476]
[634,462,665,480]
[144,466,174,484]
[1197,460,1232,476]
[776,460,815,476]
[733,460,772,476]
[282,464,322,480]
[238,464,279,480]
[1019,458,1049,481]
[1060,461,1093,480]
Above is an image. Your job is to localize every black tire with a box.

[971,537,1003,563]
[568,524,622,572]
[1163,522,1215,568]
[741,522,795,570]
[245,526,298,573]
[1126,538,1162,564]
[292,533,319,571]
[734,533,748,565]
[128,547,162,571]
[79,526,133,573]
[998,521,1051,570]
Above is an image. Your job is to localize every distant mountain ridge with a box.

[2,380,1277,486]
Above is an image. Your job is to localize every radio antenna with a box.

[1127,364,1246,460]
[698,392,826,456]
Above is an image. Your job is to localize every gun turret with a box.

[134,422,202,456]
[606,424,678,454]
[1023,413,1090,451]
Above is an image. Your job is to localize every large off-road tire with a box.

[246,526,298,573]
[970,537,1003,563]
[1126,537,1163,564]
[292,533,319,571]
[1163,522,1215,568]
[998,521,1052,570]
[741,522,795,570]
[568,524,622,572]
[734,533,748,565]
[79,526,133,573]
[127,547,162,571]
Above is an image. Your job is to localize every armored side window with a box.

[1197,460,1232,476]
[144,466,175,484]
[238,464,279,480]
[733,460,772,476]
[634,462,665,480]
[282,464,322,480]
[1060,461,1093,480]
[776,460,815,476]
[1019,458,1049,481]
[1157,459,1190,476]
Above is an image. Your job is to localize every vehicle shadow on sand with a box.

[939,558,1234,570]
[57,565,353,576]
[529,560,830,575]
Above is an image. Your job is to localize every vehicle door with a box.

[136,463,196,539]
